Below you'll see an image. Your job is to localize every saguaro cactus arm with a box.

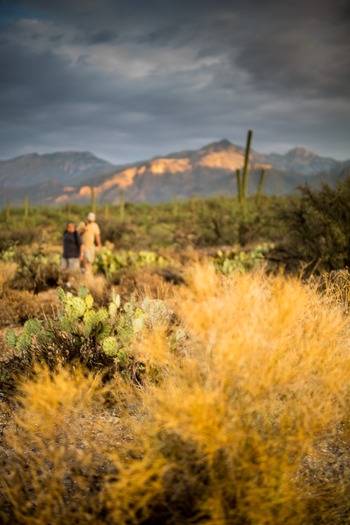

[241,129,253,201]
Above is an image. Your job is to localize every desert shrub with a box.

[0,226,43,250]
[308,269,350,314]
[98,217,139,247]
[274,177,350,275]
[0,289,57,326]
[106,266,350,524]
[109,266,182,301]
[10,245,61,293]
[0,261,17,294]
[0,366,122,525]
[0,242,61,292]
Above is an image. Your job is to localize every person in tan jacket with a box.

[77,212,102,274]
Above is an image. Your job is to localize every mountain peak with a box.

[285,147,316,160]
[201,139,233,152]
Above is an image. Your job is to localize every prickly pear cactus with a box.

[84,294,94,310]
[108,302,118,319]
[111,289,121,309]
[102,336,119,357]
[82,310,95,337]
[6,320,42,355]
[65,296,87,319]
[56,286,66,302]
[60,315,77,333]
[94,307,109,324]
[132,316,145,333]
[5,329,16,349]
[97,324,112,341]
[78,286,89,299]
[24,318,42,336]
[15,333,32,354]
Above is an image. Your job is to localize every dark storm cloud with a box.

[87,30,117,45]
[0,0,349,162]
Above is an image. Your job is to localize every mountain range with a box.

[1,140,349,206]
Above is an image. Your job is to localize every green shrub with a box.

[274,177,350,275]
[1,243,61,293]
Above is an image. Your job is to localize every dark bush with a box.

[271,177,350,275]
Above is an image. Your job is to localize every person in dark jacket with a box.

[61,221,84,287]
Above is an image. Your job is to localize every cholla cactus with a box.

[141,298,173,328]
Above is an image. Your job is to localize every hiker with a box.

[77,212,102,274]
[61,221,84,287]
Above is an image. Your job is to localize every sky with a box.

[0,0,350,164]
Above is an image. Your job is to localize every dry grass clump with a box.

[2,265,350,524]
[0,289,58,328]
[0,366,130,524]
[0,261,18,294]
[114,267,181,302]
[309,268,350,314]
[73,271,110,305]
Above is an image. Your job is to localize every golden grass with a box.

[2,265,350,524]
[0,261,17,294]
[73,271,109,303]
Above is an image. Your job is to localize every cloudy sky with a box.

[1,0,349,164]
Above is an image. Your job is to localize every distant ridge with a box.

[0,141,349,206]
[0,151,115,188]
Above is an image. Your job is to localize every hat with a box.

[87,212,96,221]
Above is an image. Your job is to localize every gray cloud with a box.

[0,0,349,162]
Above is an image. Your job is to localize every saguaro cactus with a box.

[236,168,242,203]
[5,199,11,222]
[90,187,96,214]
[23,191,30,218]
[256,168,266,206]
[119,190,125,221]
[241,129,253,202]
[172,194,179,217]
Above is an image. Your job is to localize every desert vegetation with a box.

[1,178,350,523]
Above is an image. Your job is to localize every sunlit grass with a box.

[2,265,350,524]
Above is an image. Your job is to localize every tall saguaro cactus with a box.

[256,168,266,206]
[90,187,96,214]
[172,194,179,217]
[5,199,11,222]
[236,169,242,203]
[23,191,30,218]
[241,129,253,203]
[119,190,125,221]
